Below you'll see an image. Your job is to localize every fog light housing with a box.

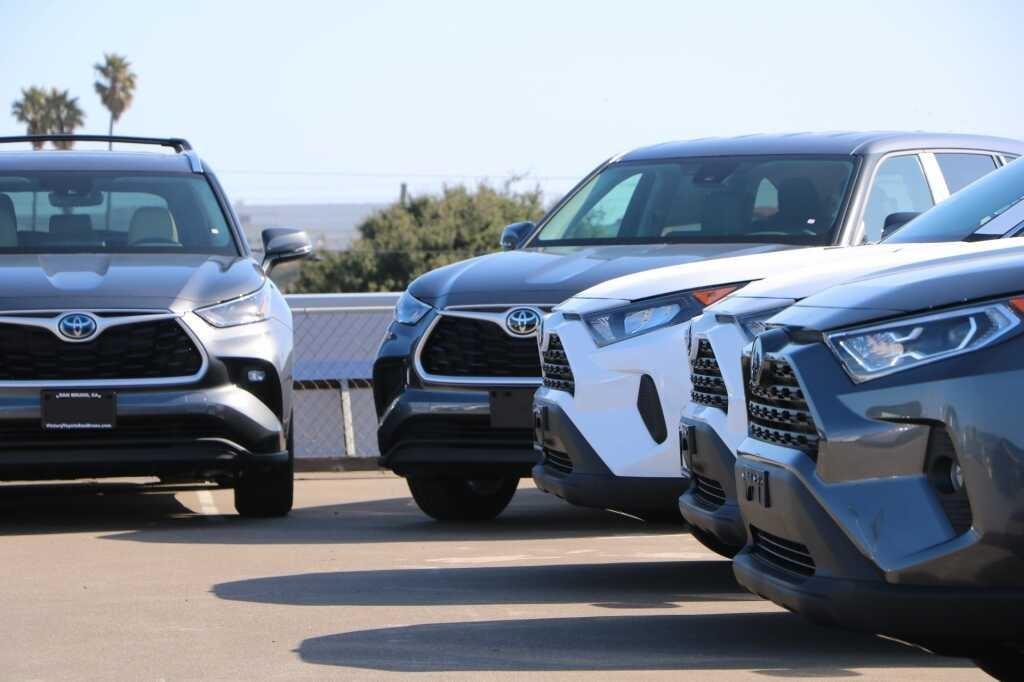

[247,369,267,383]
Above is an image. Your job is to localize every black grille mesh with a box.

[751,526,816,577]
[421,316,541,378]
[690,338,728,412]
[0,319,202,381]
[543,448,574,474]
[691,474,727,511]
[746,354,819,457]
[541,334,575,394]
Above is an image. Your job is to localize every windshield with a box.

[531,156,857,247]
[884,159,1024,243]
[0,172,239,255]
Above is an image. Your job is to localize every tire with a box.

[690,526,741,559]
[234,420,294,518]
[407,476,519,521]
[973,644,1024,681]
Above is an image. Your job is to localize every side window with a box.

[569,173,641,239]
[936,153,997,193]
[862,155,934,242]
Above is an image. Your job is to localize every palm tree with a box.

[10,87,50,149]
[44,89,85,150]
[94,53,137,148]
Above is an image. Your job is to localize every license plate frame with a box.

[489,389,535,429]
[41,390,117,431]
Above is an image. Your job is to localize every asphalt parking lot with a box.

[0,472,986,680]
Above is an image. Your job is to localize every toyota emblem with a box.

[58,313,99,341]
[505,308,540,336]
[749,336,765,386]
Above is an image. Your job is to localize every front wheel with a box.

[234,423,294,518]
[407,476,519,521]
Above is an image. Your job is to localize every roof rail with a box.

[0,135,193,152]
[0,135,202,172]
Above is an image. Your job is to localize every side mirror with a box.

[261,227,313,273]
[881,212,920,240]
[499,221,535,250]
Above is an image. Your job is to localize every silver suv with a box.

[0,135,312,516]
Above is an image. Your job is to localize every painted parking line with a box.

[196,489,221,516]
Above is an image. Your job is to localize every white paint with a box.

[341,383,356,457]
[196,490,220,516]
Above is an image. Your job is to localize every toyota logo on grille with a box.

[749,336,765,386]
[58,313,99,341]
[505,308,540,336]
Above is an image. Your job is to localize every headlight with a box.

[738,306,788,339]
[584,284,741,347]
[394,291,432,325]
[196,285,273,328]
[825,302,1021,382]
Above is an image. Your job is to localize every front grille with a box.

[746,354,819,457]
[750,526,816,577]
[0,318,202,381]
[420,315,541,378]
[691,473,727,510]
[690,338,728,412]
[541,334,575,395]
[543,448,574,474]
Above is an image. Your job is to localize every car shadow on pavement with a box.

[0,481,206,535]
[97,486,688,544]
[214,560,754,608]
[294,612,968,674]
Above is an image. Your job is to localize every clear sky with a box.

[2,0,1022,204]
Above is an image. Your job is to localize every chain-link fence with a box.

[287,293,400,463]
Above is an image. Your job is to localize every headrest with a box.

[777,178,821,222]
[0,194,16,248]
[49,214,93,239]
[129,207,178,244]
[701,192,745,236]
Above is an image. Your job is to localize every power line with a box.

[216,169,580,181]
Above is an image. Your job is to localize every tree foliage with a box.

[293,182,546,293]
[94,53,137,142]
[10,86,85,148]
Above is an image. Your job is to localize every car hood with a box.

[0,254,265,312]
[407,242,795,308]
[571,244,870,302]
[724,241,992,302]
[773,237,1024,331]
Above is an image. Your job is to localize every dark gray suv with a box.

[0,135,312,516]
[731,220,1024,672]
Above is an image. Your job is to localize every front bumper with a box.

[677,417,745,549]
[0,380,288,481]
[376,385,539,477]
[733,449,1024,643]
[532,398,689,513]
[535,310,693,480]
[373,310,540,478]
[0,307,294,482]
[733,326,1024,644]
